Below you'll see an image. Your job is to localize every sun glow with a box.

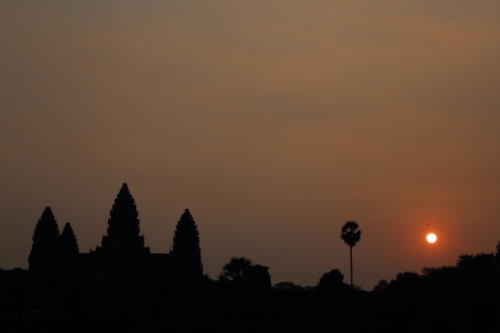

[426,232,438,244]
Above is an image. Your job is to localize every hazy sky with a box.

[1,0,500,288]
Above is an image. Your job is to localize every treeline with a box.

[1,244,500,332]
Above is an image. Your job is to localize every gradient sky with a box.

[1,0,500,288]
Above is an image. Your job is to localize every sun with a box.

[426,232,438,244]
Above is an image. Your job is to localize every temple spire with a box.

[172,209,203,277]
[29,207,60,272]
[60,222,79,256]
[100,183,146,258]
[59,222,79,272]
[107,183,140,238]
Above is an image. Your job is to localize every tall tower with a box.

[59,223,79,259]
[29,207,60,272]
[171,209,203,278]
[99,183,149,268]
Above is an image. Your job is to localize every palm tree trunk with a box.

[350,246,353,287]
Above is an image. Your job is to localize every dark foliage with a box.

[219,257,271,290]
[318,269,345,292]
[341,221,361,247]
[372,251,500,332]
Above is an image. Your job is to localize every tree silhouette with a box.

[219,257,271,290]
[274,281,303,292]
[318,269,345,292]
[28,207,60,272]
[219,257,253,282]
[340,221,361,287]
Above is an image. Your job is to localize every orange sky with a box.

[1,0,500,288]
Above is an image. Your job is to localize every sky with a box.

[1,0,500,289]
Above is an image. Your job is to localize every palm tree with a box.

[341,221,361,287]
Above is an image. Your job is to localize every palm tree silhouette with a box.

[341,221,361,287]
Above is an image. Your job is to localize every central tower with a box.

[99,183,149,269]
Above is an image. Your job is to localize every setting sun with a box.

[426,232,438,244]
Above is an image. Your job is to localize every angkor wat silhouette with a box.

[2,183,500,332]
[28,183,203,280]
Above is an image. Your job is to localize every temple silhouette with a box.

[2,183,499,332]
[28,183,203,281]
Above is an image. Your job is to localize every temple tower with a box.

[171,209,203,278]
[99,183,149,269]
[29,207,60,272]
[59,222,79,270]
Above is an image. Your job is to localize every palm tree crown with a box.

[341,221,361,247]
[341,220,361,287]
